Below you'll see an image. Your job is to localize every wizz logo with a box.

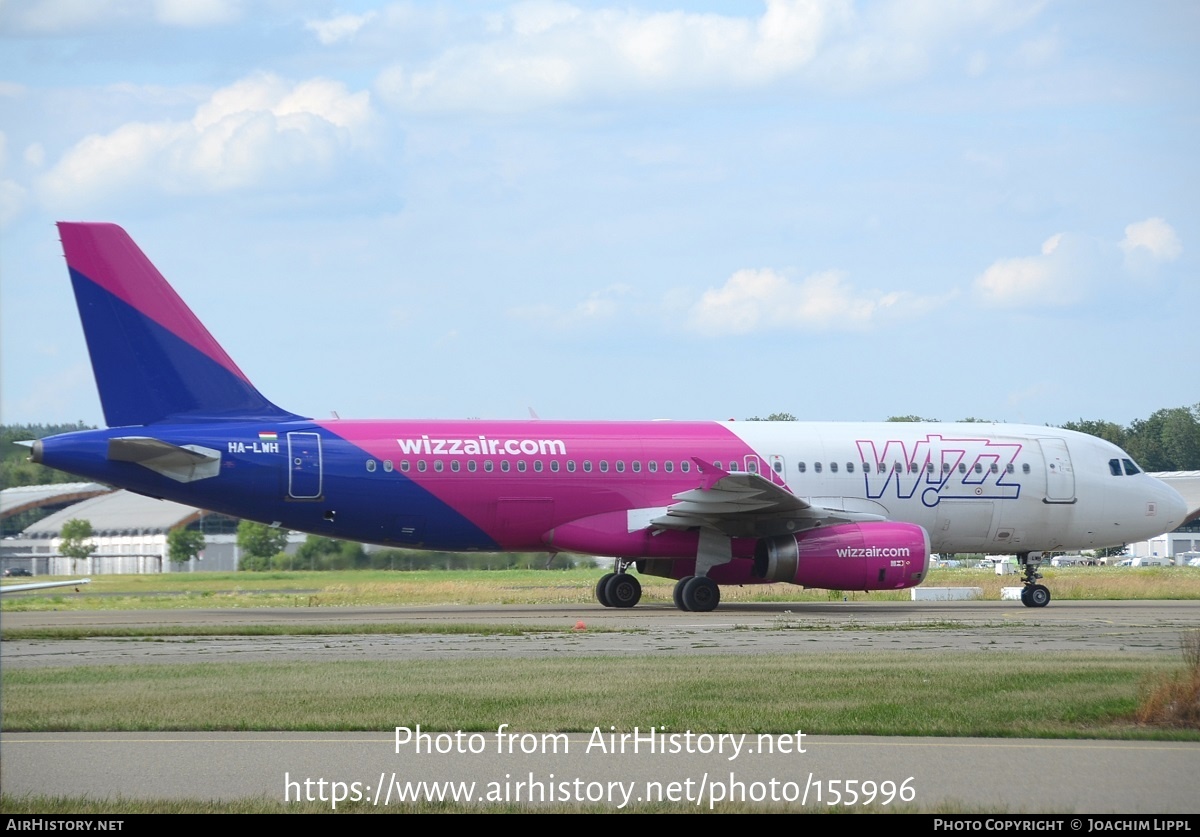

[856,435,1022,508]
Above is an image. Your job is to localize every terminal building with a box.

[1,483,301,575]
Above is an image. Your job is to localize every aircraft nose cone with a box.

[1159,482,1189,530]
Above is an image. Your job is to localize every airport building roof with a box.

[22,490,201,538]
[0,482,113,519]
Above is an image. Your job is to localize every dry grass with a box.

[1135,629,1200,728]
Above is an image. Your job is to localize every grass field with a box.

[3,565,1200,611]
[3,568,1197,814]
[3,651,1195,739]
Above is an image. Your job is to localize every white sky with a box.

[1,1,1196,427]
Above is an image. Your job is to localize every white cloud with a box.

[38,74,375,207]
[975,218,1182,308]
[509,284,631,328]
[152,0,239,27]
[7,0,239,32]
[305,11,376,45]
[1120,217,1181,262]
[687,268,922,334]
[974,246,1066,308]
[376,0,1043,111]
[0,179,28,227]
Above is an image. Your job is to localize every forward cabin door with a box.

[1037,438,1076,504]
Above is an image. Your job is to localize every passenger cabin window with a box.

[517,461,526,473]
[814,462,823,474]
[798,462,807,473]
[829,462,838,473]
[648,461,657,473]
[1022,463,1031,474]
[535,461,545,473]
[583,461,592,473]
[384,460,394,472]
[847,462,855,473]
[451,460,460,472]
[773,461,783,473]
[468,461,477,473]
[401,460,411,472]
[366,459,376,472]
[681,461,690,473]
[484,461,494,472]
[861,462,870,473]
[501,461,511,473]
[435,461,444,473]
[599,461,609,473]
[567,461,576,472]
[664,461,674,473]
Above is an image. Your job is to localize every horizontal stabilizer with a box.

[108,437,222,483]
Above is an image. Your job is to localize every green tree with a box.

[167,527,205,565]
[236,520,290,571]
[59,518,95,574]
[746,413,797,421]
[1061,419,1127,447]
[886,415,938,422]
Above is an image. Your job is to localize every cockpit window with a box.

[1122,458,1141,476]
[1109,458,1122,477]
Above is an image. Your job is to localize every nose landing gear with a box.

[1017,552,1051,608]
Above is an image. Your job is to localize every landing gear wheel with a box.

[595,572,617,607]
[673,576,693,611]
[604,573,642,608]
[1025,584,1051,608]
[681,576,720,612]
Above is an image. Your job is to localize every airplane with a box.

[0,578,91,594]
[25,223,1189,612]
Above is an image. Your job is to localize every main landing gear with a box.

[594,562,642,609]
[1016,551,1051,608]
[672,576,720,612]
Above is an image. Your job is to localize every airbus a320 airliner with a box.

[27,223,1189,611]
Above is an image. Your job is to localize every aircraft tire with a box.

[1027,584,1051,608]
[595,573,617,607]
[605,573,642,608]
[682,576,720,612]
[673,576,693,611]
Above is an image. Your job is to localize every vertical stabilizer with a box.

[58,222,301,427]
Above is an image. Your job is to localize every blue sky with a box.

[1,1,1195,428]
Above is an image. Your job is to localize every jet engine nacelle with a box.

[753,522,930,591]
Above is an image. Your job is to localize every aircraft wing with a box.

[0,579,91,594]
[648,457,888,538]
